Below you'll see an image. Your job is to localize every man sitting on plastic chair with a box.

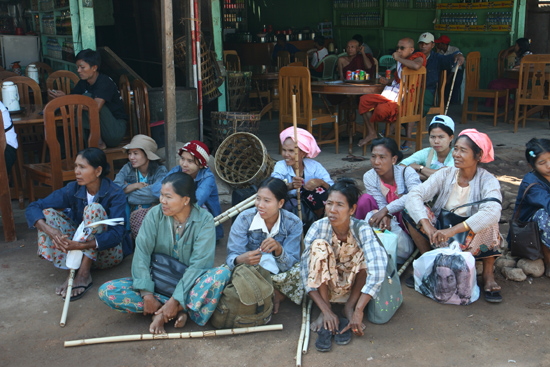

[357,38,426,149]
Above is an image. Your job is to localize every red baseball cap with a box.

[435,35,450,44]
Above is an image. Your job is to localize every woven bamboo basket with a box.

[211,111,260,151]
[214,132,275,189]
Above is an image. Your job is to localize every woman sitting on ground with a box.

[404,129,503,303]
[226,177,302,313]
[272,127,334,224]
[113,134,167,238]
[399,115,455,181]
[151,140,223,241]
[301,178,387,352]
[25,147,130,300]
[99,172,231,334]
[356,137,421,231]
[510,138,550,277]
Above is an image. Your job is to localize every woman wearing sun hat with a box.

[114,134,168,238]
[151,140,223,241]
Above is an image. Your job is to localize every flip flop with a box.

[63,282,94,302]
[315,326,333,352]
[335,317,352,345]
[484,290,502,303]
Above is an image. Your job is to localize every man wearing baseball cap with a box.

[435,35,463,104]
[417,32,464,145]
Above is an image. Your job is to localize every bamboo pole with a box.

[161,0,177,169]
[292,93,303,236]
[398,249,419,277]
[296,297,307,366]
[213,194,257,227]
[59,269,75,327]
[302,298,313,354]
[64,324,283,348]
[444,63,460,116]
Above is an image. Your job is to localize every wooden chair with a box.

[119,74,133,136]
[382,66,427,152]
[295,52,308,68]
[288,61,303,67]
[277,51,291,69]
[224,50,241,72]
[279,66,339,153]
[513,54,550,133]
[23,95,100,201]
[311,54,338,81]
[27,61,53,92]
[250,80,273,121]
[497,50,517,78]
[462,51,508,126]
[46,70,79,101]
[0,113,16,241]
[0,71,18,81]
[133,79,151,137]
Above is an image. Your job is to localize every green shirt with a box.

[131,204,216,306]
[400,147,454,170]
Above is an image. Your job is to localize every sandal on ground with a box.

[484,290,503,303]
[405,275,415,289]
[400,143,410,152]
[63,282,94,302]
[342,155,366,162]
[315,326,333,352]
[335,317,352,345]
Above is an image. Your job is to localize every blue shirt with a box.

[226,207,302,271]
[511,172,550,222]
[271,158,334,198]
[426,50,460,93]
[151,166,223,240]
[25,178,132,255]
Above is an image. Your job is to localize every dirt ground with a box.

[2,109,550,367]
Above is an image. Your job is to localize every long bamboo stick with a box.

[59,269,75,327]
[444,63,460,116]
[398,249,419,277]
[64,324,283,348]
[296,297,307,366]
[213,194,257,227]
[302,298,313,354]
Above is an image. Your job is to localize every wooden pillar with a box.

[161,0,177,170]
[0,116,16,242]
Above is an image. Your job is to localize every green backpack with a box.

[210,264,274,329]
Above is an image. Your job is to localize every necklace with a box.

[173,217,188,242]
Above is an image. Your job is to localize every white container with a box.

[27,64,39,85]
[2,81,20,112]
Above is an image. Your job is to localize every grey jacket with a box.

[113,162,168,206]
[405,166,502,234]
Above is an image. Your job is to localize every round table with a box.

[311,80,385,155]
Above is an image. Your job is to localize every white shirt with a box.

[311,47,329,69]
[249,211,281,274]
[1,101,17,149]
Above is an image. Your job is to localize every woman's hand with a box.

[303,179,318,191]
[155,297,181,323]
[431,227,455,248]
[143,294,162,315]
[419,219,437,242]
[125,182,148,193]
[260,237,282,257]
[291,176,304,190]
[322,308,340,334]
[52,235,94,253]
[236,249,262,266]
[368,208,389,229]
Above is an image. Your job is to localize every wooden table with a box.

[251,71,280,112]
[311,80,385,155]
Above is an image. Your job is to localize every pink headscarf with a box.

[458,129,494,163]
[279,127,321,159]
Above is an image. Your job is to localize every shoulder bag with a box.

[150,253,188,297]
[436,197,502,245]
[509,183,543,260]
[353,221,402,324]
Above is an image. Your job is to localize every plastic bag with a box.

[412,241,479,305]
[373,229,398,268]
[365,211,413,264]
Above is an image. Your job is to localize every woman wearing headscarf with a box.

[114,134,168,238]
[486,38,533,107]
[404,129,503,303]
[272,127,334,222]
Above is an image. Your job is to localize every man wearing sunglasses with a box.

[358,38,426,148]
[418,33,465,126]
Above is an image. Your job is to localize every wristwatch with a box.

[419,165,424,173]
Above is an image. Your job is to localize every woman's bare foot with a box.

[310,313,324,332]
[483,275,501,292]
[174,311,188,328]
[149,313,166,334]
[273,289,286,314]
[343,305,366,331]
[358,133,377,147]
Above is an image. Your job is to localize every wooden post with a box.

[0,114,16,242]
[161,0,177,170]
